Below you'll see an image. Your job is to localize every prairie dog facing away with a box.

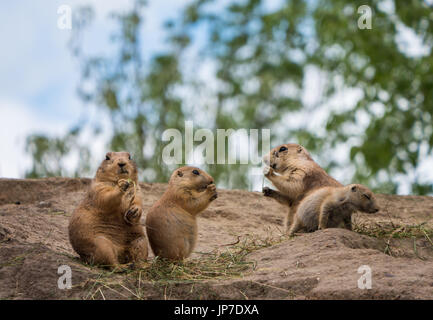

[146,166,217,260]
[262,143,341,231]
[69,152,147,268]
[288,184,380,236]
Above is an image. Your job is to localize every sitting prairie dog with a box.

[146,166,217,260]
[288,184,380,236]
[69,152,148,268]
[262,143,341,232]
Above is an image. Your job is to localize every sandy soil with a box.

[0,177,432,300]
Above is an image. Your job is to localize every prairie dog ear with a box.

[177,170,183,177]
[298,146,312,159]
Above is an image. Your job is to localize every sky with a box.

[0,0,190,178]
[0,0,275,181]
[0,0,432,194]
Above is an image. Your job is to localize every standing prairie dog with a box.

[288,184,380,236]
[262,143,341,232]
[69,152,148,268]
[146,166,217,260]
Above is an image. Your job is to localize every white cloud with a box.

[395,22,431,58]
[0,99,69,178]
[0,0,192,179]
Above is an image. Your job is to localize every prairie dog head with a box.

[169,166,217,214]
[343,184,379,214]
[170,166,215,194]
[95,152,138,183]
[263,143,313,173]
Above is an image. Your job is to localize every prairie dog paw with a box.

[118,179,131,192]
[262,187,273,197]
[124,206,141,224]
[207,184,218,201]
[207,184,216,193]
[263,166,274,177]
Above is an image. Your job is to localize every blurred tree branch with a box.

[25,0,433,195]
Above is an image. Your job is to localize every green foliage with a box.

[25,0,433,194]
[26,127,91,178]
[311,0,433,194]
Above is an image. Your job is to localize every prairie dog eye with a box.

[128,154,132,160]
[279,146,287,152]
[297,147,303,153]
[105,155,110,161]
[351,186,357,192]
[192,169,200,175]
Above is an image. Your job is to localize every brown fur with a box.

[262,143,342,232]
[288,184,380,235]
[146,166,217,260]
[68,152,148,268]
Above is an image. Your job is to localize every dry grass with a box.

[0,254,26,268]
[139,231,286,283]
[353,217,433,259]
[353,220,433,241]
[0,248,37,268]
[81,229,288,299]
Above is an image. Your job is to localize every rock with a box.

[0,226,12,242]
[37,201,52,208]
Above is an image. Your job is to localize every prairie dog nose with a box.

[118,162,126,167]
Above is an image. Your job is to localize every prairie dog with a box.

[146,166,217,260]
[288,184,380,236]
[262,143,341,231]
[69,152,148,268]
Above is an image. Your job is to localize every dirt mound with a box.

[0,178,432,299]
